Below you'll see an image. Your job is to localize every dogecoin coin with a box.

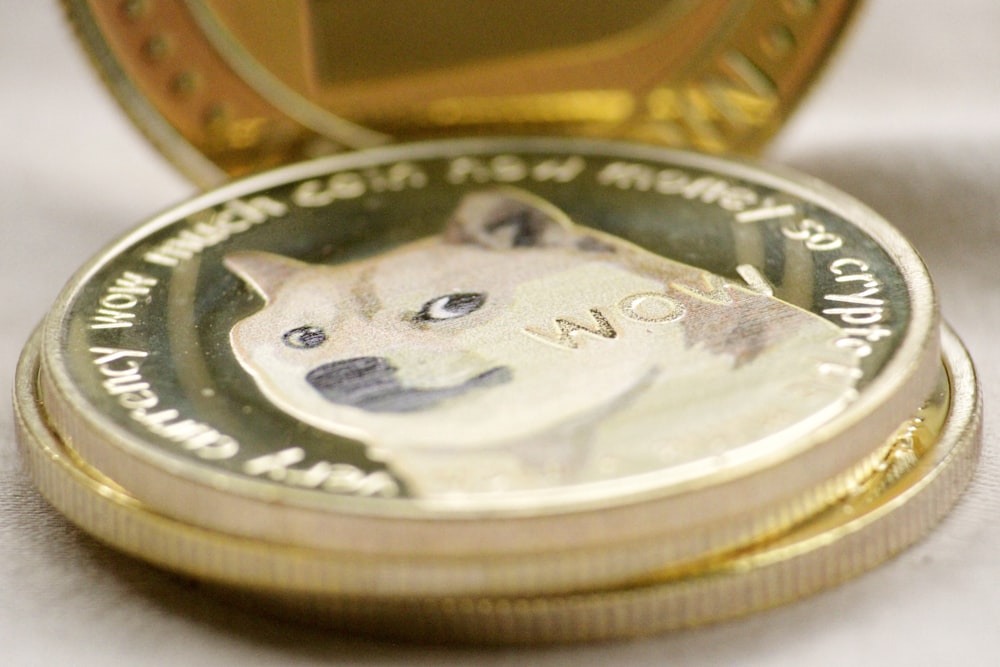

[34,138,938,596]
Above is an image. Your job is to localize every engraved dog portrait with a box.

[225,188,860,495]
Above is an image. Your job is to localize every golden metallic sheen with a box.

[32,139,939,597]
[63,0,861,185]
[14,326,980,643]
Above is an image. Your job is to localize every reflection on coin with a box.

[65,1,861,184]
[14,326,980,643]
[36,138,937,596]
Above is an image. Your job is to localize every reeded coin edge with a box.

[14,325,979,613]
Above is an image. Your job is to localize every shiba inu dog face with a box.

[226,189,859,493]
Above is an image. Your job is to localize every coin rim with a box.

[37,137,940,517]
[34,139,943,584]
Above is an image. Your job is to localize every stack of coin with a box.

[14,138,981,643]
[19,0,981,645]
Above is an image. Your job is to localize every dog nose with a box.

[306,355,512,413]
[306,356,400,402]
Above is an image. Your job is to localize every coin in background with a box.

[65,0,861,184]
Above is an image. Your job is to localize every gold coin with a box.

[32,138,938,596]
[64,0,862,185]
[14,325,980,643]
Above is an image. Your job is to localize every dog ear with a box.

[444,188,610,251]
[224,251,310,302]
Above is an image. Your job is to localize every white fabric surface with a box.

[2,2,999,664]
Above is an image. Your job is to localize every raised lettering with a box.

[824,286,885,307]
[523,308,618,349]
[89,274,158,329]
[144,197,285,267]
[244,447,307,479]
[91,347,239,460]
[531,156,586,183]
[618,293,686,323]
[597,162,655,191]
[243,449,399,497]
[736,201,797,223]
[822,306,884,325]
[670,273,734,306]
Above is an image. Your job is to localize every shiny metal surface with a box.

[33,138,939,595]
[15,325,980,642]
[63,0,861,185]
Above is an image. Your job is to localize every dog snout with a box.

[305,355,512,413]
[306,356,400,400]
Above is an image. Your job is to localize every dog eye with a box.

[416,293,486,322]
[283,326,327,349]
